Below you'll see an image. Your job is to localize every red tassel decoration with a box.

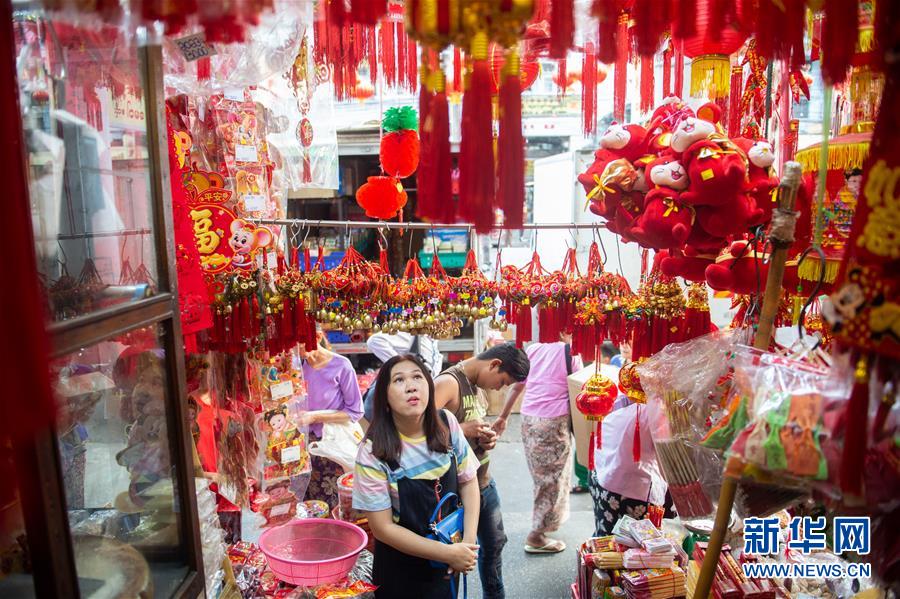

[550,0,574,59]
[396,21,407,89]
[662,42,672,97]
[303,246,311,272]
[673,40,684,98]
[368,25,378,85]
[588,429,596,470]
[251,295,261,339]
[840,356,870,497]
[633,0,668,57]
[458,32,496,233]
[516,303,532,347]
[613,12,629,122]
[727,64,743,137]
[822,0,859,84]
[582,42,598,135]
[351,0,387,25]
[405,31,418,93]
[430,72,454,223]
[593,0,621,64]
[673,0,696,39]
[498,50,525,230]
[197,56,211,81]
[640,54,654,114]
[380,18,396,87]
[596,420,603,451]
[416,64,435,220]
[452,47,463,94]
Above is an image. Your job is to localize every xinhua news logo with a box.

[740,516,872,580]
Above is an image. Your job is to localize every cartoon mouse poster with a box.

[228,219,273,268]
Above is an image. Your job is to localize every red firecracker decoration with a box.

[380,106,420,179]
[576,372,619,470]
[356,176,408,220]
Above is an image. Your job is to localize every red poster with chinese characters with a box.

[166,105,214,343]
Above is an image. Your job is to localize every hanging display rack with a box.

[256,218,609,232]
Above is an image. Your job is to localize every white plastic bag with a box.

[308,421,365,473]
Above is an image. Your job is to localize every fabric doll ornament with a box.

[671,103,747,207]
[628,155,693,250]
[734,136,779,226]
[705,239,770,295]
[597,123,649,163]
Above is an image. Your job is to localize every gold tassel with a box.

[690,54,732,99]
[795,141,871,174]
[797,256,840,284]
[857,26,875,54]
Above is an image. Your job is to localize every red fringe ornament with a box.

[640,54,655,114]
[197,56,211,81]
[582,42,598,135]
[840,356,870,497]
[516,303,533,347]
[416,66,435,220]
[430,73,454,223]
[368,26,378,85]
[380,18,396,87]
[673,0,696,40]
[727,64,743,136]
[822,0,858,84]
[458,32,496,233]
[549,0,574,59]
[673,40,684,97]
[662,42,672,97]
[593,0,621,65]
[588,426,597,470]
[613,12,629,122]
[498,50,525,230]
[633,0,668,57]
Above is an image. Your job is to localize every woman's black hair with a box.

[364,354,450,463]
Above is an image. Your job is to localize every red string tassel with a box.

[673,0,696,39]
[613,13,629,122]
[498,51,525,230]
[516,303,532,347]
[662,41,672,97]
[673,40,684,98]
[458,32,495,233]
[396,21,407,89]
[197,56,211,81]
[406,32,418,92]
[430,75,454,223]
[582,42,598,135]
[416,66,435,219]
[727,64,743,137]
[593,0,621,65]
[351,0,387,25]
[596,420,603,451]
[303,246,311,272]
[549,0,574,59]
[588,428,596,470]
[368,25,378,85]
[640,54,654,114]
[380,18,396,87]
[840,356,870,497]
[822,0,859,84]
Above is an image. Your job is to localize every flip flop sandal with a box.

[524,539,566,554]
[570,485,589,494]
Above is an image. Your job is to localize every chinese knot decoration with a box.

[575,372,619,470]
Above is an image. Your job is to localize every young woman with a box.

[353,355,481,599]
[299,331,363,507]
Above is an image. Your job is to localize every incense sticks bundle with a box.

[654,440,713,519]
[663,391,691,438]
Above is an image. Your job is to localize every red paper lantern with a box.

[380,130,420,179]
[681,0,747,99]
[356,176,408,220]
[575,372,619,469]
[553,63,608,90]
[489,44,541,94]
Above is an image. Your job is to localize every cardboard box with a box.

[568,363,622,468]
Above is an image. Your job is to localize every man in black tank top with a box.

[434,344,530,599]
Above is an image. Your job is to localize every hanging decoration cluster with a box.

[406,0,535,232]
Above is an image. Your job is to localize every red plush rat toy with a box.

[628,155,693,250]
[734,137,779,227]
[705,239,770,295]
[661,246,718,282]
[693,193,764,238]
[671,103,747,207]
[598,123,649,163]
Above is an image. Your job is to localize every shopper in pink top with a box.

[493,333,582,554]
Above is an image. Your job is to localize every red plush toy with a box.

[661,246,717,282]
[705,239,770,295]
[734,137,779,227]
[694,193,764,238]
[628,155,693,250]
[671,104,747,207]
[645,96,695,153]
[597,123,649,163]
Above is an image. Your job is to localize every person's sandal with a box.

[570,485,588,494]
[524,539,566,554]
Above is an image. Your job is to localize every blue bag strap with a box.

[429,491,458,524]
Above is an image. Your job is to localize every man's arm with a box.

[491,382,525,437]
[434,375,485,440]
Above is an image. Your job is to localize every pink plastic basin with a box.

[259,519,367,587]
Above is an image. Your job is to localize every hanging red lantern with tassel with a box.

[680,0,747,99]
[355,176,408,220]
[576,372,619,470]
[488,44,541,94]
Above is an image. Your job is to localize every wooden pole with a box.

[692,162,802,599]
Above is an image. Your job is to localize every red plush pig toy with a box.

[661,246,718,282]
[705,239,770,295]
[734,137,779,226]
